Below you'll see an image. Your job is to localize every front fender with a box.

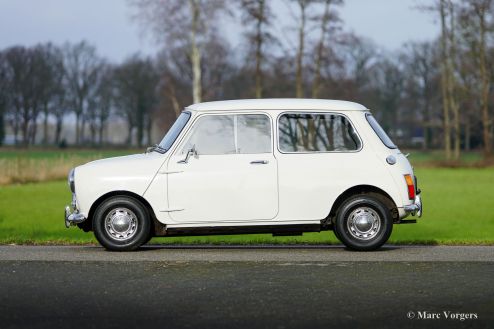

[74,153,166,217]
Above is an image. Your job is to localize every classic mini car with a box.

[65,99,422,251]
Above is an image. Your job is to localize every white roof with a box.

[186,98,367,112]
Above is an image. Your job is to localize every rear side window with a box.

[278,113,361,152]
[365,113,397,149]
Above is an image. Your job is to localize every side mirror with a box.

[178,145,197,164]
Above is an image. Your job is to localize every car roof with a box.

[185,98,368,112]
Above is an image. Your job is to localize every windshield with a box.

[365,113,397,149]
[158,111,191,151]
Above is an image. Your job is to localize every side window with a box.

[278,113,361,152]
[237,114,271,154]
[181,114,272,155]
[181,115,235,155]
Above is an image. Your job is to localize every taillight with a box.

[404,174,415,200]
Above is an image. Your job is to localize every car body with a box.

[65,99,422,251]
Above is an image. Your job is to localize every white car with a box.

[65,99,422,251]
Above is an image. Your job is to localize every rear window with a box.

[365,113,397,149]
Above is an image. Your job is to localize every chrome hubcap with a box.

[347,207,381,240]
[104,208,138,241]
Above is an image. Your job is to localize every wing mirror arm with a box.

[178,145,197,164]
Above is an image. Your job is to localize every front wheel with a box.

[93,196,151,251]
[334,195,393,251]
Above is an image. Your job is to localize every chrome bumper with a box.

[404,194,422,218]
[64,194,86,228]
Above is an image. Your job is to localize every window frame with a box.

[365,113,397,149]
[276,111,363,154]
[158,111,191,152]
[176,112,274,156]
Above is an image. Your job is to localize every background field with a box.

[0,148,493,245]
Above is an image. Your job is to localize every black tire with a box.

[93,196,151,251]
[144,233,154,245]
[334,195,393,251]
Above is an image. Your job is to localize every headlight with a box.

[68,168,75,193]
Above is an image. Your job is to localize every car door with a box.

[166,113,278,223]
[275,112,364,221]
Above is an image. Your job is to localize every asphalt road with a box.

[1,245,493,329]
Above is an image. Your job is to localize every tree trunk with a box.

[98,120,105,146]
[147,115,152,145]
[43,106,49,145]
[127,119,133,146]
[477,3,491,157]
[312,0,332,99]
[447,1,460,160]
[0,110,4,146]
[55,116,63,145]
[80,116,86,145]
[255,0,265,98]
[189,0,202,104]
[465,115,471,152]
[75,113,80,145]
[295,0,306,98]
[439,0,452,160]
[166,82,182,117]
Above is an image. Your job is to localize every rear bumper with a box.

[404,194,422,218]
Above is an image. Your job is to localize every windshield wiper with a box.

[146,144,167,154]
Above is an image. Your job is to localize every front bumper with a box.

[404,194,422,218]
[64,194,87,228]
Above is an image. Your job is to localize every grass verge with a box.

[1,168,494,245]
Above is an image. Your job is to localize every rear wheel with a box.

[93,196,151,251]
[334,195,393,251]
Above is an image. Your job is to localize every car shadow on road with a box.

[134,244,401,252]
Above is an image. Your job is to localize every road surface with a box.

[0,245,492,329]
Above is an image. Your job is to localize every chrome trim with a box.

[386,155,396,165]
[65,206,86,228]
[347,206,381,240]
[275,111,364,154]
[68,168,75,193]
[104,207,138,241]
[404,194,422,218]
[178,145,197,164]
[65,192,86,228]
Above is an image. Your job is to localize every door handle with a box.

[250,160,269,165]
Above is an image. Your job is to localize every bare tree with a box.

[130,0,228,104]
[373,59,404,137]
[435,0,453,159]
[239,0,274,98]
[294,0,309,98]
[461,0,493,157]
[114,55,159,147]
[0,52,8,145]
[1,46,46,146]
[312,0,343,98]
[87,63,114,146]
[402,42,441,150]
[63,41,102,145]
[33,43,65,145]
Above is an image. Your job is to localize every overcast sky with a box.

[0,0,438,62]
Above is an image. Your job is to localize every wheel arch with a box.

[78,190,161,234]
[326,185,399,226]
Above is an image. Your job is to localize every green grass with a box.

[403,149,485,166]
[0,147,139,160]
[1,167,493,245]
